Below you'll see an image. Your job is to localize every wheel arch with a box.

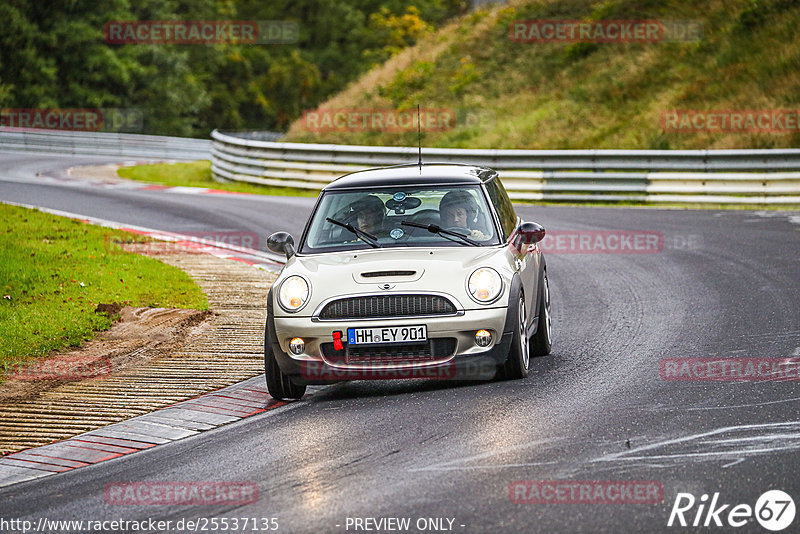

[529,257,547,337]
[502,272,525,337]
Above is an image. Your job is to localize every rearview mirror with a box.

[267,232,295,259]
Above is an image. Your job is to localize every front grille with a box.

[318,295,456,320]
[321,338,456,364]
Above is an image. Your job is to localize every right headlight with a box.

[467,267,502,304]
[278,275,310,312]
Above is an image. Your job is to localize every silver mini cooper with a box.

[265,163,552,400]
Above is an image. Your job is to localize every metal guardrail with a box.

[0,128,211,161]
[211,130,800,204]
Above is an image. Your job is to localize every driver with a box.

[351,195,386,236]
[439,190,488,241]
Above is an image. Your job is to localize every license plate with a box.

[347,325,427,345]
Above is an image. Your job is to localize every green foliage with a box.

[564,42,599,62]
[0,0,465,137]
[378,61,436,106]
[449,57,480,96]
[363,6,434,65]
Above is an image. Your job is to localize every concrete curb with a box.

[0,377,291,488]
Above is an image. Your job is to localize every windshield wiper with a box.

[400,221,479,246]
[326,217,382,248]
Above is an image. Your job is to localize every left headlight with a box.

[278,275,310,312]
[467,267,502,304]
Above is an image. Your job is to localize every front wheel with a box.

[501,293,530,380]
[264,318,307,401]
[530,270,552,356]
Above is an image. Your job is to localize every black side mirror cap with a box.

[517,221,546,244]
[267,232,295,259]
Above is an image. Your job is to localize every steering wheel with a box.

[410,209,440,225]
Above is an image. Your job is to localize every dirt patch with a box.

[0,306,213,404]
[95,301,124,317]
[67,163,130,183]
[68,162,171,183]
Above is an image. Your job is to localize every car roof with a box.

[323,163,498,191]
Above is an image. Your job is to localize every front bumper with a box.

[270,308,512,383]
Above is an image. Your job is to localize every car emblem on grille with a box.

[379,284,395,290]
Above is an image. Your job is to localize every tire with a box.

[501,293,530,380]
[530,270,552,357]
[264,310,306,401]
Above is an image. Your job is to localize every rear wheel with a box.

[264,317,306,401]
[501,293,530,380]
[531,270,552,356]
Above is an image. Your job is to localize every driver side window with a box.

[486,179,517,239]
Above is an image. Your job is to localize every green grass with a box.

[117,160,319,197]
[285,0,800,150]
[0,204,208,371]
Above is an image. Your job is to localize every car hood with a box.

[275,247,514,315]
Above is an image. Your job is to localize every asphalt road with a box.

[1,151,799,533]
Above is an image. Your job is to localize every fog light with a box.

[475,329,492,347]
[289,337,305,355]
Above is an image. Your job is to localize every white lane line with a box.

[591,421,800,465]
[681,396,800,411]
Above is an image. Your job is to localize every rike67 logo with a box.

[668,490,795,531]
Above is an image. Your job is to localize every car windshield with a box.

[300,185,500,253]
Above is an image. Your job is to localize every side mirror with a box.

[267,232,295,259]
[518,221,546,244]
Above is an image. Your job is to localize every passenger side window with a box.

[486,179,517,239]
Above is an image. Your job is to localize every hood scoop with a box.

[354,269,423,284]
[361,270,416,278]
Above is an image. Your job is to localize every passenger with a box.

[352,195,386,236]
[439,190,488,240]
